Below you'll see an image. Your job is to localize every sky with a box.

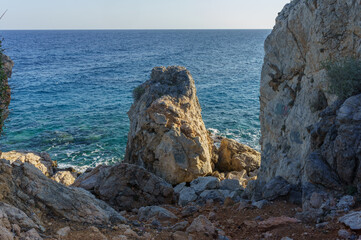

[0,0,291,30]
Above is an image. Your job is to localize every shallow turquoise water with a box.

[0,30,269,170]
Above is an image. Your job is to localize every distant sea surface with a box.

[0,30,270,170]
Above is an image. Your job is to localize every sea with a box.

[0,30,270,170]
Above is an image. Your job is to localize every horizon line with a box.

[0,28,273,31]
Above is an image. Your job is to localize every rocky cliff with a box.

[0,53,14,136]
[125,66,215,184]
[258,0,361,194]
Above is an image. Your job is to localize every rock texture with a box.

[0,151,55,177]
[0,159,125,225]
[73,163,175,211]
[0,53,13,136]
[217,138,260,174]
[258,0,361,189]
[125,66,215,184]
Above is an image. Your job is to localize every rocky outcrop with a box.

[217,138,260,174]
[0,151,55,177]
[258,0,361,192]
[0,159,125,226]
[73,163,175,211]
[125,66,215,184]
[0,53,14,136]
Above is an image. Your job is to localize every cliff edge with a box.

[258,0,361,197]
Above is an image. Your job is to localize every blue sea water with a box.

[0,30,270,170]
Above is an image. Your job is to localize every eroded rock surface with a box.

[217,138,260,174]
[125,66,215,184]
[0,159,125,225]
[73,163,175,211]
[258,0,361,190]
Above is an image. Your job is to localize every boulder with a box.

[0,159,125,225]
[339,211,361,230]
[0,151,55,177]
[124,66,215,184]
[190,176,219,194]
[186,215,216,236]
[51,171,76,186]
[73,163,174,211]
[258,0,361,190]
[219,179,241,191]
[138,206,177,221]
[178,187,198,206]
[217,138,260,173]
[262,176,291,200]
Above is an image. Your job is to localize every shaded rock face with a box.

[307,94,361,190]
[73,163,175,211]
[0,54,14,136]
[125,66,215,184]
[217,138,260,174]
[0,159,125,225]
[259,0,361,187]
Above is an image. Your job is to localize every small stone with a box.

[208,211,216,220]
[151,219,160,227]
[252,200,269,209]
[172,221,189,231]
[190,177,219,194]
[21,228,42,240]
[56,226,71,237]
[174,182,186,194]
[112,236,128,240]
[186,215,216,236]
[339,211,361,230]
[337,196,355,210]
[181,205,198,217]
[178,187,198,206]
[138,206,177,221]
[281,237,293,240]
[338,229,351,239]
[124,228,139,238]
[172,231,188,240]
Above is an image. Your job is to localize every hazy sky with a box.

[0,0,290,30]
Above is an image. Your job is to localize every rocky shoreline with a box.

[1,0,361,239]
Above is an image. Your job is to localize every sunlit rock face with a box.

[259,0,361,187]
[125,66,215,185]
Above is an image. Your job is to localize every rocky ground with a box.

[23,199,361,240]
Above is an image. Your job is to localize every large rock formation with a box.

[125,66,215,184]
[73,163,175,211]
[258,0,361,193]
[0,53,14,136]
[0,159,125,226]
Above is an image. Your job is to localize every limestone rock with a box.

[125,66,215,184]
[138,206,177,221]
[0,226,13,240]
[186,215,216,236]
[337,196,355,210]
[219,179,241,191]
[257,216,300,230]
[56,226,71,237]
[0,53,14,135]
[190,176,219,194]
[339,211,361,230]
[217,138,260,173]
[51,171,76,186]
[178,187,198,206]
[258,0,361,188]
[0,159,125,225]
[20,228,42,240]
[73,163,174,211]
[262,176,291,201]
[0,151,55,177]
